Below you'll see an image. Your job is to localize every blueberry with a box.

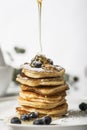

[79,102,87,111]
[20,114,30,121]
[29,112,38,118]
[42,116,52,125]
[33,116,52,125]
[32,61,42,68]
[73,76,79,82]
[33,118,44,125]
[10,117,21,124]
[47,58,53,65]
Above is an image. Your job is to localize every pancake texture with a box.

[19,91,64,102]
[16,54,69,117]
[21,84,68,96]
[22,63,65,78]
[18,96,66,109]
[16,75,65,87]
[16,103,68,116]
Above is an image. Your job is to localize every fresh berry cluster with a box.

[33,116,52,125]
[10,112,52,125]
[30,55,53,68]
[20,112,38,121]
[79,102,87,111]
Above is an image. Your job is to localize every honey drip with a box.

[37,0,43,52]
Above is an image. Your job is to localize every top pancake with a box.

[22,63,65,78]
[21,55,65,78]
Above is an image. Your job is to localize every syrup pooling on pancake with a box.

[16,54,69,118]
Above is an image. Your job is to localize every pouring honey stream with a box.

[37,0,43,53]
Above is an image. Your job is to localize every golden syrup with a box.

[37,0,43,52]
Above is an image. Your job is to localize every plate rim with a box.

[7,122,87,128]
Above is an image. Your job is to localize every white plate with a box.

[0,96,87,130]
[0,96,18,120]
[7,123,87,130]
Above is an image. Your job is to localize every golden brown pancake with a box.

[16,103,68,116]
[18,96,66,109]
[16,75,65,87]
[19,91,66,103]
[21,84,68,96]
[22,63,65,78]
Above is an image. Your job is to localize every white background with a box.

[0,0,87,94]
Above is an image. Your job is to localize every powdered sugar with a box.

[52,110,87,126]
[22,64,63,73]
[23,64,44,72]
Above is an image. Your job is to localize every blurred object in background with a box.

[0,47,13,96]
[0,48,6,66]
[84,66,87,77]
[64,73,79,93]
[0,66,13,97]
[0,42,30,97]
[0,43,28,68]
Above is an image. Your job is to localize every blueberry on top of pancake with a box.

[30,54,53,68]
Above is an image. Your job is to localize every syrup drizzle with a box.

[37,0,43,52]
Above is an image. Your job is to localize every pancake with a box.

[21,84,68,96]
[19,91,66,103]
[22,63,65,78]
[16,103,68,116]
[18,96,66,109]
[16,75,65,87]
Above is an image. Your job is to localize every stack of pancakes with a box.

[16,55,69,117]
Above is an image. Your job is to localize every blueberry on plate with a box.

[10,117,21,124]
[79,102,87,111]
[33,116,52,125]
[29,112,38,118]
[73,76,79,82]
[33,118,44,125]
[20,114,30,121]
[42,116,52,125]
